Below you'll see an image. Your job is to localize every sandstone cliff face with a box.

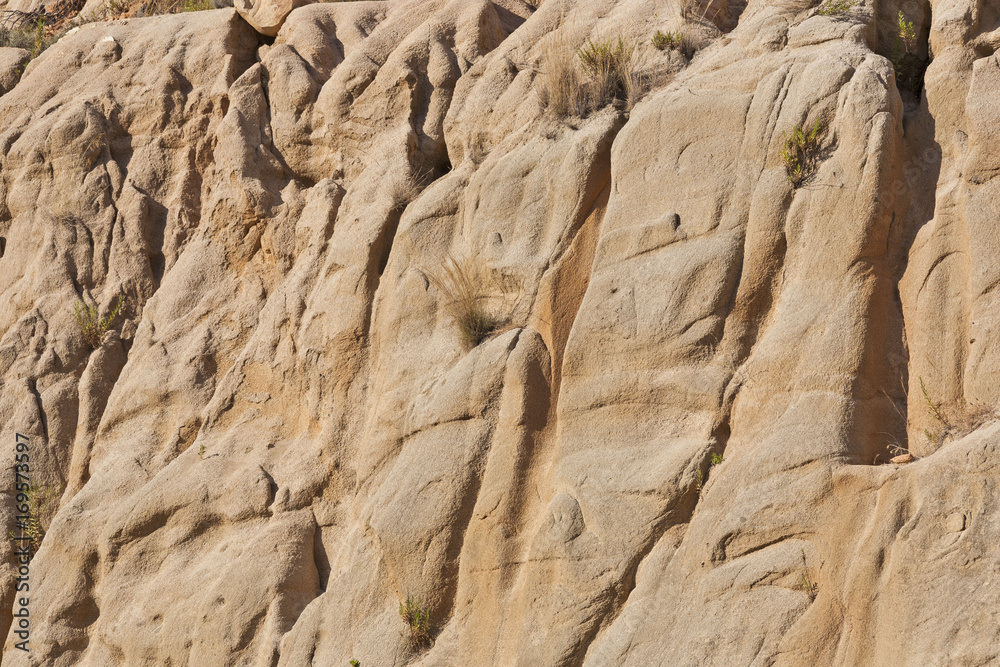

[0,0,998,664]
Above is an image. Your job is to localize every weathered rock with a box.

[234,0,310,36]
[0,47,29,96]
[1,0,999,664]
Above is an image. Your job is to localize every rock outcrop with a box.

[233,0,307,36]
[1,0,999,664]
[0,48,28,96]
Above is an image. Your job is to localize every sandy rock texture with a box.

[0,0,999,664]
[233,0,308,36]
[0,49,28,96]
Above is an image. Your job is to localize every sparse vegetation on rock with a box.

[799,550,819,601]
[815,0,855,17]
[9,483,63,556]
[780,118,823,187]
[0,18,60,59]
[541,33,642,117]
[399,595,431,649]
[651,29,684,52]
[890,10,928,95]
[2,0,1000,665]
[74,295,123,349]
[425,254,502,347]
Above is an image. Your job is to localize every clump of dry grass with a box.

[919,377,994,447]
[663,0,727,26]
[425,254,503,347]
[105,0,213,19]
[578,36,641,108]
[539,33,590,118]
[386,167,432,211]
[540,32,643,118]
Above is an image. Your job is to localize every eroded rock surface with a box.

[1,0,999,664]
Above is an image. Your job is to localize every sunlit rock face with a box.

[1,0,999,664]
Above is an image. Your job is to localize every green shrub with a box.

[780,118,823,187]
[890,10,927,94]
[180,0,214,10]
[651,30,684,51]
[399,595,431,648]
[695,452,724,493]
[0,18,60,59]
[74,294,123,349]
[815,0,855,17]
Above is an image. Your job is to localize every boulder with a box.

[0,47,29,95]
[234,0,311,36]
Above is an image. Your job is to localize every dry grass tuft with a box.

[663,0,727,26]
[539,32,591,118]
[105,0,213,19]
[386,168,431,211]
[919,377,994,447]
[425,254,503,347]
[540,32,643,118]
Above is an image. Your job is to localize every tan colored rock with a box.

[890,452,914,464]
[234,0,310,36]
[0,47,29,96]
[1,0,1000,665]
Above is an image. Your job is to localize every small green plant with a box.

[399,595,431,649]
[349,660,360,667]
[107,0,130,16]
[425,255,502,347]
[651,30,683,51]
[919,377,946,427]
[780,118,823,187]
[9,483,63,555]
[799,549,818,601]
[919,376,948,445]
[890,11,927,94]
[695,452,724,493]
[815,0,854,17]
[0,18,59,60]
[74,294,124,349]
[180,0,213,11]
[897,11,916,52]
[198,443,206,458]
